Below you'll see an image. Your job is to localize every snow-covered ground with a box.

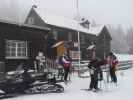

[4,54,133,100]
[115,54,133,61]
[5,67,133,100]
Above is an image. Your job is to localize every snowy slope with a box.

[5,67,133,100]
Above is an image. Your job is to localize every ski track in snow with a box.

[4,68,133,100]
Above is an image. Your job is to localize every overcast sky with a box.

[0,0,133,31]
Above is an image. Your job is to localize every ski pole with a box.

[103,71,109,91]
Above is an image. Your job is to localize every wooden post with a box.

[34,61,38,73]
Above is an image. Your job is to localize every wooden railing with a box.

[72,60,133,72]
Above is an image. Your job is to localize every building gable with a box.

[98,26,112,41]
[25,8,47,27]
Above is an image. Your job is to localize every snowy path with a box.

[5,68,133,100]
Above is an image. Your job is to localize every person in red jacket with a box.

[107,52,118,83]
[62,52,72,82]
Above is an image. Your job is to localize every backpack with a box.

[112,55,118,71]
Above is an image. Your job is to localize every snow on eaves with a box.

[34,8,104,36]
[88,25,105,36]
[0,18,50,31]
[0,2,104,36]
[86,44,95,50]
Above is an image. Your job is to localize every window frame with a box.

[27,17,34,25]
[81,35,85,44]
[53,30,58,40]
[5,40,28,59]
[68,32,72,41]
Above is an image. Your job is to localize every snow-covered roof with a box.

[0,2,105,36]
[0,18,50,31]
[34,8,104,36]
[52,41,64,48]
[88,25,105,36]
[86,44,95,50]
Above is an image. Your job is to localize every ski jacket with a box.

[62,55,72,69]
[107,55,118,71]
[88,59,100,73]
[88,59,104,81]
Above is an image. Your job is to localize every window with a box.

[6,40,28,59]
[81,35,85,44]
[53,30,58,40]
[68,33,72,41]
[27,17,34,25]
[70,50,80,60]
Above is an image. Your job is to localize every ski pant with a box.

[89,74,98,90]
[64,68,70,81]
[110,67,117,83]
[98,70,103,81]
[58,68,64,80]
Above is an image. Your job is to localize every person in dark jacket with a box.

[88,58,105,91]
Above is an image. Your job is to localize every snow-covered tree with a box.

[108,25,129,54]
